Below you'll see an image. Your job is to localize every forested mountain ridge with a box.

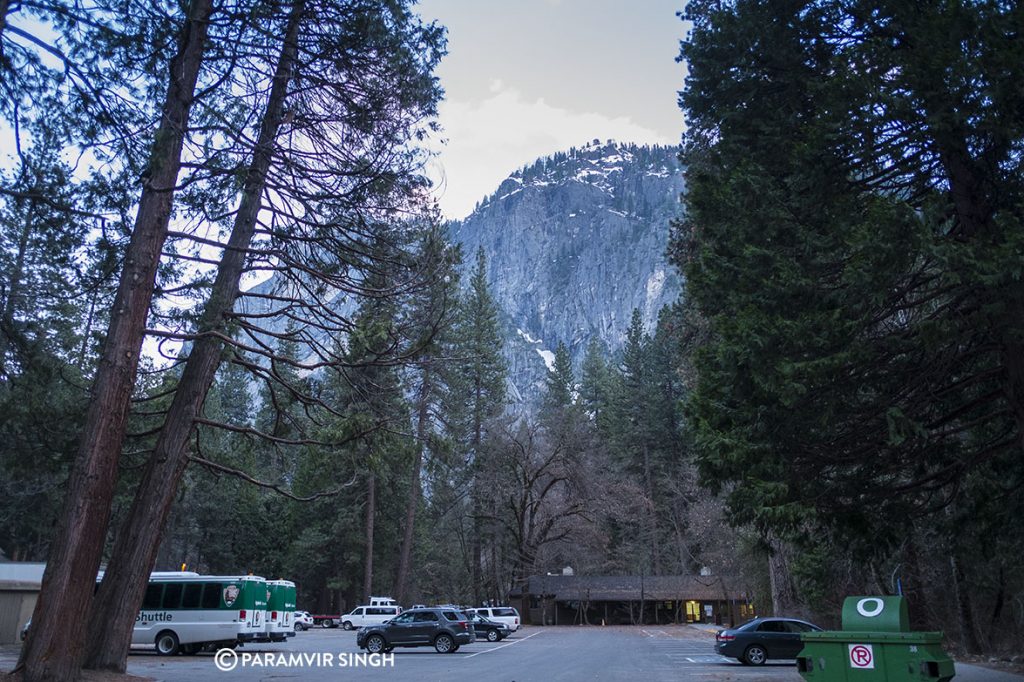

[449,140,684,400]
[236,140,684,402]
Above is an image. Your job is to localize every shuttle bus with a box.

[261,579,297,642]
[134,572,269,654]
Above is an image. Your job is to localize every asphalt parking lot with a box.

[3,626,1022,681]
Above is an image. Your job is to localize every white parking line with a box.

[463,630,543,658]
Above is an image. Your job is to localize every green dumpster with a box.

[796,596,955,681]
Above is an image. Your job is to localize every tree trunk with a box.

[15,2,213,679]
[0,198,35,371]
[471,382,483,605]
[81,3,304,671]
[363,472,376,603]
[395,367,431,604]
[950,553,982,654]
[767,535,797,616]
[642,442,660,574]
[990,565,1005,628]
[77,291,98,370]
[0,0,11,35]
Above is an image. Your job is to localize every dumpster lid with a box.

[842,596,908,632]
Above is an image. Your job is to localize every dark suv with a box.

[356,607,474,654]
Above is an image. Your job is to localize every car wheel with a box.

[365,634,386,654]
[434,633,454,653]
[343,621,355,631]
[487,629,499,642]
[743,644,767,666]
[155,631,180,656]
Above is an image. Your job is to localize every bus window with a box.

[182,583,203,609]
[143,584,163,609]
[202,583,221,609]
[162,583,183,609]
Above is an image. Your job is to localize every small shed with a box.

[0,562,45,644]
[521,573,754,626]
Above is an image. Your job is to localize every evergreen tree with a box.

[675,0,1024,648]
[446,246,507,603]
[580,338,613,430]
[18,2,215,676]
[394,220,462,604]
[340,232,417,604]
[542,341,575,414]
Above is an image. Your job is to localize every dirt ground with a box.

[2,672,155,682]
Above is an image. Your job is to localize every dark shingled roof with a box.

[524,574,749,601]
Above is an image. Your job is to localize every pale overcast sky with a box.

[416,0,688,219]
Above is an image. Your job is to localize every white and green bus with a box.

[259,579,297,642]
[135,572,269,655]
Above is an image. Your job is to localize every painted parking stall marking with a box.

[646,633,733,665]
[463,630,543,658]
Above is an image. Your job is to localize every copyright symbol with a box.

[214,648,238,672]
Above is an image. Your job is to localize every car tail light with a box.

[239,610,247,621]
[515,617,519,625]
[458,621,468,630]
[717,632,735,642]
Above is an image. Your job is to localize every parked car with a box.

[467,606,520,632]
[714,617,822,665]
[356,607,474,654]
[467,611,510,642]
[294,611,314,631]
[341,605,402,630]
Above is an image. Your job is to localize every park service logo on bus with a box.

[223,584,240,607]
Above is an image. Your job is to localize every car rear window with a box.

[758,620,786,632]
[442,611,459,621]
[493,608,517,617]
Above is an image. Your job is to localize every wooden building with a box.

[0,562,44,644]
[518,573,755,627]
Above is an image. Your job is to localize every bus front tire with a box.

[155,631,180,656]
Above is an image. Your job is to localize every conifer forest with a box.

[1,1,1022,679]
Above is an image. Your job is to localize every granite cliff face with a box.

[449,140,684,401]
[235,140,684,404]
